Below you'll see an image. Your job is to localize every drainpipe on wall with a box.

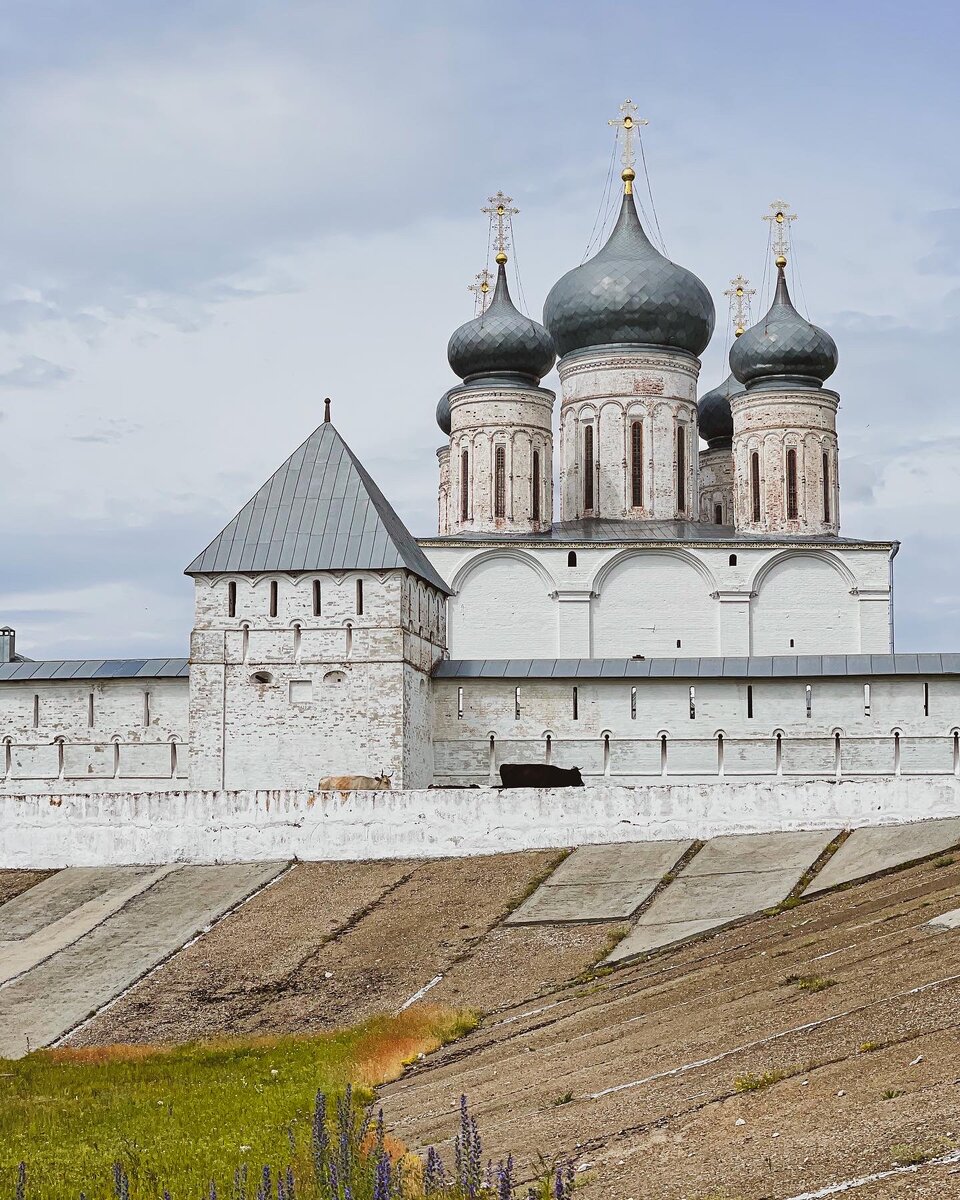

[888,541,900,652]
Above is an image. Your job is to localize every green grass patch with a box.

[0,1006,477,1199]
[782,974,837,994]
[932,854,955,869]
[890,1143,932,1166]
[733,1068,789,1093]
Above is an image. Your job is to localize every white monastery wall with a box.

[188,569,445,791]
[424,543,894,659]
[432,675,959,785]
[0,678,188,793]
[557,348,700,521]
[4,777,960,868]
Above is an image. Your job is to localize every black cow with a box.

[499,763,584,788]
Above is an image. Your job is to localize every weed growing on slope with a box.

[881,1088,906,1100]
[781,975,837,993]
[890,1143,932,1166]
[932,855,955,869]
[733,1068,790,1093]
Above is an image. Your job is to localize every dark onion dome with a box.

[543,186,715,359]
[447,258,556,386]
[436,389,452,435]
[730,265,838,389]
[697,373,739,449]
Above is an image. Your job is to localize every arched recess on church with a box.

[750,551,858,655]
[591,551,719,657]
[449,550,558,658]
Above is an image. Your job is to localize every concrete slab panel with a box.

[506,880,661,924]
[928,907,960,930]
[0,867,152,940]
[548,841,692,886]
[804,818,960,896]
[607,918,726,961]
[649,873,793,922]
[0,866,177,986]
[683,830,841,878]
[0,861,286,1059]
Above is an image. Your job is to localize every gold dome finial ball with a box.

[621,166,636,183]
[775,253,787,269]
[495,250,507,265]
[734,325,745,337]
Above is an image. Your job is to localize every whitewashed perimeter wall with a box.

[0,679,189,794]
[433,675,960,785]
[4,778,960,868]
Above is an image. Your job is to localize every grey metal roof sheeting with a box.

[421,519,893,548]
[185,420,451,593]
[0,658,189,683]
[434,654,960,680]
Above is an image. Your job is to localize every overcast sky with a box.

[2,0,958,658]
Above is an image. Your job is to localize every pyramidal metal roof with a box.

[185,419,450,593]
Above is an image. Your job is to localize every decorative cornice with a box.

[558,352,700,383]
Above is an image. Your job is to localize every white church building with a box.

[2,129,959,799]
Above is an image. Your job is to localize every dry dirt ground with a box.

[380,853,960,1200]
[0,870,53,907]
[65,851,614,1045]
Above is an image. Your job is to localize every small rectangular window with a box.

[630,686,637,720]
[805,684,812,718]
[689,685,696,720]
[32,693,39,729]
[532,450,541,522]
[747,684,754,720]
[143,691,151,728]
[87,691,95,728]
[457,686,464,720]
[923,681,930,717]
[356,578,364,615]
[269,579,279,618]
[227,580,237,618]
[863,682,871,717]
[822,451,831,522]
[313,580,322,617]
[460,449,469,521]
[514,687,521,720]
[572,686,579,721]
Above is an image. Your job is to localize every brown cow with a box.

[316,773,392,791]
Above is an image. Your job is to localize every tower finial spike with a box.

[608,99,648,194]
[763,199,797,266]
[724,274,755,337]
[323,397,331,423]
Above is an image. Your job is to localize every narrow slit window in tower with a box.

[747,684,754,719]
[689,686,696,720]
[923,681,930,717]
[822,451,831,522]
[457,687,464,720]
[572,686,579,721]
[227,581,237,618]
[494,445,506,519]
[87,692,95,728]
[630,686,637,720]
[583,426,594,511]
[514,687,521,721]
[786,447,798,519]
[460,449,469,521]
[603,733,611,776]
[143,691,150,728]
[269,579,278,618]
[356,578,364,615]
[631,421,643,507]
[532,450,541,522]
[676,425,686,512]
[805,684,813,719]
[32,693,39,729]
[313,580,322,617]
[863,683,871,717]
[751,452,761,522]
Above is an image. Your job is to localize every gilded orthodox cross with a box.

[481,191,519,263]
[763,200,797,267]
[724,274,755,337]
[608,99,649,193]
[468,267,494,316]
